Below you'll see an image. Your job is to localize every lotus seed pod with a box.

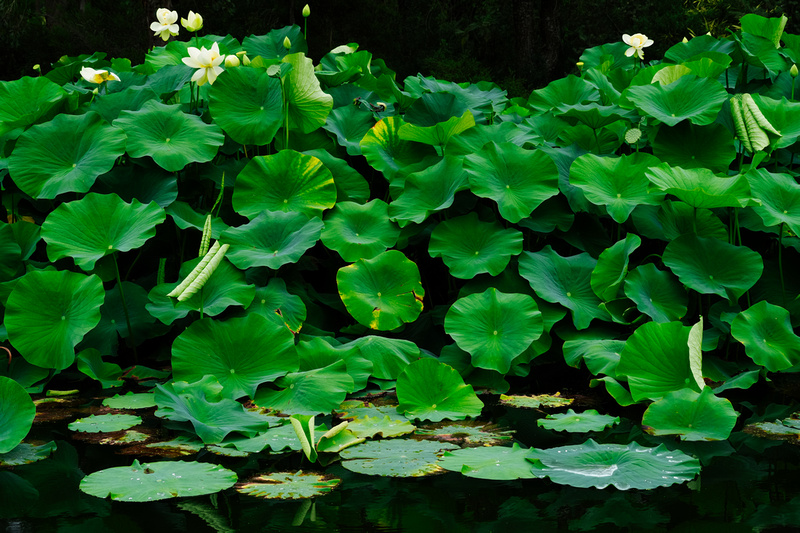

[625,128,642,144]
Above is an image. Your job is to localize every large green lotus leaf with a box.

[166,201,230,239]
[631,202,727,242]
[337,250,424,331]
[746,168,800,236]
[42,193,165,271]
[624,264,688,322]
[222,210,323,269]
[439,443,537,480]
[741,13,787,47]
[664,34,735,62]
[93,163,178,208]
[155,376,269,443]
[8,112,126,199]
[114,100,224,171]
[68,414,141,433]
[463,142,559,223]
[76,349,123,388]
[591,235,641,302]
[353,336,419,380]
[296,336,372,392]
[253,360,353,415]
[404,91,468,126]
[89,86,158,124]
[80,459,237,502]
[397,358,484,422]
[663,234,763,301]
[246,278,306,333]
[558,104,636,130]
[0,76,67,136]
[537,409,620,433]
[731,300,800,371]
[642,387,738,441]
[340,439,458,477]
[519,246,609,330]
[172,314,298,399]
[528,440,700,490]
[0,441,56,467]
[388,155,470,227]
[651,122,735,172]
[242,26,307,60]
[625,75,728,126]
[444,288,542,373]
[399,110,475,148]
[617,321,700,402]
[303,148,370,203]
[236,472,341,500]
[281,52,333,133]
[0,376,35,453]
[146,258,255,325]
[360,116,439,185]
[646,163,752,208]
[748,95,800,149]
[321,199,400,261]
[407,76,507,120]
[322,105,375,156]
[232,150,335,219]
[527,75,601,113]
[5,270,104,370]
[562,338,625,376]
[429,213,523,279]
[316,48,373,86]
[569,153,663,223]
[208,66,283,146]
[447,121,530,156]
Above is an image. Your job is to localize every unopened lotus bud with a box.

[283,36,292,50]
[682,36,688,43]
[791,64,798,78]
[302,4,310,17]
[236,51,250,65]
[224,54,240,67]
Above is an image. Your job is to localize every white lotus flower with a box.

[150,8,179,41]
[80,66,121,84]
[182,42,225,86]
[622,33,654,60]
[181,11,203,32]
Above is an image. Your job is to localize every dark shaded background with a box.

[2,0,798,94]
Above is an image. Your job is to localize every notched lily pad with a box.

[440,443,537,480]
[499,393,574,409]
[744,414,800,444]
[236,471,341,499]
[68,414,142,433]
[347,415,416,438]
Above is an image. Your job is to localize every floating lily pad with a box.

[80,459,237,502]
[528,439,701,489]
[397,359,484,422]
[642,387,738,441]
[144,437,205,457]
[537,409,620,433]
[0,441,56,466]
[415,422,513,445]
[744,418,800,443]
[499,393,573,409]
[346,415,416,438]
[68,414,142,433]
[440,443,537,480]
[103,392,157,410]
[340,439,458,477]
[335,400,407,423]
[237,472,341,500]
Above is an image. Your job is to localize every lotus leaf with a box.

[731,300,800,371]
[499,393,574,409]
[624,264,688,322]
[103,392,156,410]
[415,422,513,445]
[340,439,458,477]
[242,26,307,59]
[746,168,800,236]
[347,415,416,438]
[254,360,354,415]
[322,105,376,155]
[237,472,341,500]
[80,459,237,502]
[246,279,306,333]
[591,234,641,302]
[625,75,728,126]
[528,75,601,113]
[68,414,142,433]
[747,95,800,149]
[75,349,123,388]
[440,443,537,480]
[646,163,752,208]
[397,358,484,422]
[642,387,738,440]
[0,376,36,453]
[303,148,370,203]
[563,338,624,376]
[651,122,736,172]
[321,200,400,261]
[281,52,334,133]
[0,76,66,136]
[296,337,372,391]
[360,115,439,186]
[537,409,620,433]
[353,336,420,380]
[0,441,56,466]
[388,155,470,226]
[399,110,476,148]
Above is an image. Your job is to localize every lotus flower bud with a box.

[224,54,240,67]
[792,64,798,78]
[283,36,292,50]
[236,51,251,65]
[303,4,310,17]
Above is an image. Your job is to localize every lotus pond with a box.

[2,7,800,532]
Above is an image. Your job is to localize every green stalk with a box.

[779,222,785,303]
[112,252,138,361]
[283,78,290,150]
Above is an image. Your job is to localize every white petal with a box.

[622,34,632,45]
[191,69,206,83]
[625,48,635,57]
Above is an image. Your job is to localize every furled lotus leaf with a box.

[528,439,700,489]
[624,264,688,322]
[80,459,237,501]
[429,213,523,279]
[340,439,458,477]
[440,443,537,480]
[642,387,738,440]
[591,234,641,302]
[42,193,165,271]
[337,250,424,331]
[397,359,484,422]
[281,52,333,133]
[731,300,800,371]
[625,75,728,126]
[444,288,542,373]
[537,409,620,433]
[236,472,341,500]
[68,414,142,433]
[321,199,400,261]
[0,376,36,453]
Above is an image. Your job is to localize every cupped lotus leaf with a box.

[114,100,224,171]
[444,288,542,373]
[347,415,416,439]
[0,376,35,453]
[404,91,469,126]
[94,163,178,208]
[281,52,333,133]
[68,414,142,433]
[624,264,688,322]
[103,392,157,410]
[388,155,470,226]
[651,122,736,172]
[321,200,400,261]
[527,75,601,113]
[625,75,728,126]
[246,279,306,333]
[397,358,484,422]
[242,26,307,60]
[429,213,523,279]
[651,65,693,86]
[236,472,341,500]
[663,234,763,301]
[322,105,375,156]
[642,387,738,441]
[591,234,641,302]
[360,115,439,185]
[337,250,424,330]
[569,153,664,223]
[353,336,420,380]
[8,112,126,199]
[463,142,559,223]
[172,315,298,400]
[340,439,458,477]
[80,459,237,502]
[741,13,787,47]
[5,270,104,370]
[648,201,728,241]
[519,246,609,330]
[42,193,165,271]
[399,110,476,148]
[232,150,336,219]
[0,76,67,136]
[0,441,56,466]
[747,95,800,149]
[253,360,354,415]
[746,168,800,236]
[646,162,753,209]
[440,443,537,480]
[558,104,635,130]
[731,300,800,371]
[317,48,373,86]
[155,376,269,443]
[89,86,158,124]
[528,439,700,490]
[537,409,620,433]
[617,321,699,402]
[208,66,283,146]
[222,210,323,269]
